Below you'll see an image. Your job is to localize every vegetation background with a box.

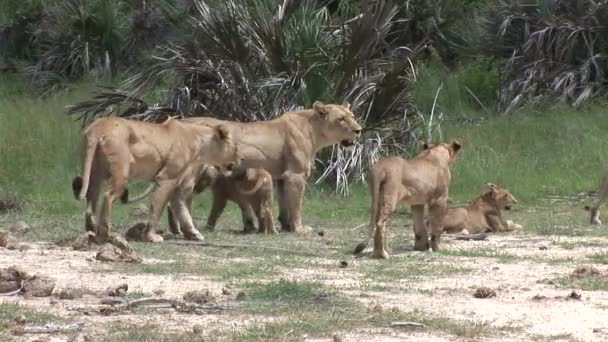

[2,0,608,216]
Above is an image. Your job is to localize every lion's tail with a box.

[354,165,384,255]
[239,174,266,196]
[77,131,101,201]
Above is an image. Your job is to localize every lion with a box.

[584,168,608,225]
[169,101,362,234]
[353,141,462,258]
[440,183,522,234]
[71,116,239,243]
[168,166,277,235]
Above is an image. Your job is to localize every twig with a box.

[427,82,443,141]
[173,241,320,257]
[464,85,490,115]
[445,233,488,241]
[17,322,83,334]
[350,223,366,231]
[390,321,426,328]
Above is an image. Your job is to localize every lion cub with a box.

[441,183,522,234]
[169,165,277,235]
[354,141,462,258]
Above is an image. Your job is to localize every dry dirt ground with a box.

[1,198,608,342]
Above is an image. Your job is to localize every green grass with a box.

[0,302,65,332]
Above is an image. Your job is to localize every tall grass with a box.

[0,76,87,214]
[1,76,607,217]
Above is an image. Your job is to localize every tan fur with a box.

[71,117,239,243]
[585,168,608,225]
[170,166,276,235]
[441,183,521,234]
[176,101,362,233]
[354,141,462,258]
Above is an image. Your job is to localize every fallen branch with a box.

[445,233,487,241]
[15,322,83,334]
[390,321,426,328]
[173,241,320,257]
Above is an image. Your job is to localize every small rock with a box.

[57,288,84,300]
[12,221,29,233]
[96,244,122,262]
[125,223,146,242]
[183,290,215,304]
[317,230,325,237]
[22,275,56,297]
[154,289,165,296]
[18,244,31,252]
[339,261,348,268]
[236,291,246,300]
[521,287,531,291]
[332,335,343,342]
[13,315,27,325]
[222,287,232,296]
[567,290,582,300]
[105,284,128,297]
[531,294,547,301]
[492,266,499,271]
[49,298,58,305]
[192,325,204,334]
[0,230,10,248]
[473,287,496,299]
[593,328,601,333]
[539,246,548,250]
[72,232,96,251]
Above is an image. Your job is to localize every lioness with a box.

[71,116,239,243]
[169,166,276,235]
[585,168,608,224]
[441,183,522,234]
[168,101,362,234]
[354,141,462,258]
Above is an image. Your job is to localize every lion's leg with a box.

[282,171,309,233]
[261,195,276,235]
[84,172,102,232]
[486,213,507,233]
[411,204,429,251]
[167,204,182,235]
[169,195,204,241]
[372,191,399,259]
[206,191,227,231]
[275,180,290,231]
[428,202,447,251]
[96,170,127,244]
[238,201,257,234]
[590,179,608,224]
[143,180,175,243]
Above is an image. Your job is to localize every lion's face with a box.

[483,183,517,210]
[313,101,362,147]
[204,125,240,169]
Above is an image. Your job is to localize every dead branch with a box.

[390,321,426,328]
[445,233,488,241]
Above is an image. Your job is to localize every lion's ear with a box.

[422,142,431,150]
[451,140,462,152]
[313,101,328,118]
[486,183,497,188]
[215,125,231,142]
[341,101,351,110]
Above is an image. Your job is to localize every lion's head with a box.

[200,124,240,169]
[481,183,517,210]
[194,165,221,193]
[312,101,362,148]
[418,140,462,166]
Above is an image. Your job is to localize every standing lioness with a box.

[354,141,462,258]
[169,101,362,234]
[72,117,239,243]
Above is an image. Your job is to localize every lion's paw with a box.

[372,249,389,259]
[144,233,164,243]
[184,230,205,241]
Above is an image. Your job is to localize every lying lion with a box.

[440,183,522,234]
[71,116,239,243]
[168,166,277,235]
[354,141,462,258]
[166,101,362,234]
